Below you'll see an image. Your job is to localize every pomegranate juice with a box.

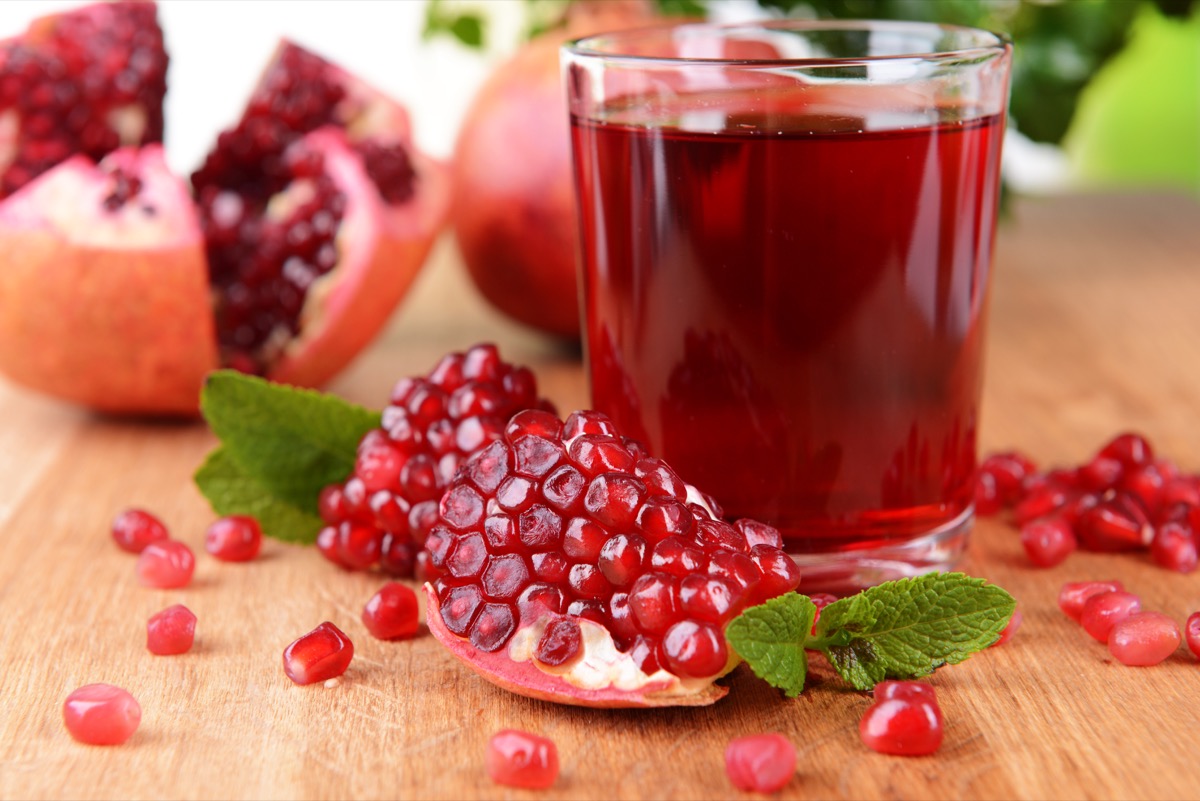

[572,112,1004,553]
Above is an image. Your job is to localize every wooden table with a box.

[1,192,1198,800]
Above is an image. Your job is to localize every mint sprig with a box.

[726,572,1015,696]
[193,371,379,543]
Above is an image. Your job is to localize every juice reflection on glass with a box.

[564,22,1012,590]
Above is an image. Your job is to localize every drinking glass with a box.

[563,20,1012,591]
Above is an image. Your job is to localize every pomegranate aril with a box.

[136,540,195,589]
[362,582,419,640]
[1108,611,1180,666]
[283,621,354,685]
[1079,591,1142,642]
[724,734,797,794]
[111,508,168,554]
[147,603,197,655]
[535,616,582,666]
[679,575,738,624]
[628,573,680,634]
[1098,432,1154,470]
[1078,455,1123,492]
[469,603,516,652]
[518,583,565,623]
[1150,521,1198,573]
[1076,496,1153,552]
[204,515,263,562]
[486,729,558,790]
[991,609,1022,647]
[584,473,645,529]
[1058,580,1125,621]
[62,684,141,746]
[649,537,706,577]
[1019,516,1076,567]
[482,553,530,600]
[859,693,944,756]
[1185,612,1200,659]
[874,680,940,705]
[597,533,647,587]
[441,585,484,636]
[1013,484,1068,526]
[748,545,801,602]
[662,620,727,678]
[810,592,838,635]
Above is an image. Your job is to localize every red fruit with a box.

[283,621,354,685]
[1019,516,1076,567]
[486,729,559,790]
[1075,494,1153,552]
[0,29,448,415]
[1098,432,1154,471]
[425,409,801,707]
[1079,591,1141,643]
[62,683,141,746]
[317,344,554,577]
[204,515,262,562]
[0,2,165,198]
[136,540,195,589]
[147,604,197,655]
[859,683,944,756]
[1185,612,1200,659]
[111,508,169,554]
[724,733,797,793]
[451,1,658,339]
[1058,580,1124,621]
[809,592,838,635]
[991,609,1022,647]
[362,582,420,640]
[1107,611,1180,666]
[975,451,1037,514]
[1150,521,1198,573]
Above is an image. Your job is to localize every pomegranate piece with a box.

[283,621,354,685]
[1185,612,1200,659]
[136,540,195,589]
[1019,516,1076,567]
[1075,495,1153,552]
[724,734,797,793]
[147,604,197,655]
[859,681,944,756]
[424,409,800,708]
[204,515,263,562]
[111,508,169,554]
[362,582,420,640]
[975,451,1037,515]
[991,609,1022,647]
[0,2,166,199]
[1150,521,1198,573]
[1057,580,1125,622]
[1079,591,1141,643]
[486,729,559,790]
[1107,611,1181,666]
[318,343,554,578]
[62,683,141,746]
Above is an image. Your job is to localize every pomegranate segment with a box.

[62,683,141,746]
[486,729,559,790]
[724,734,797,793]
[0,2,166,199]
[136,540,196,589]
[147,604,197,655]
[283,621,354,685]
[425,409,801,707]
[112,508,169,554]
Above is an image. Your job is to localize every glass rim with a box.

[562,18,1010,68]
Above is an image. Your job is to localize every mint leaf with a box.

[194,446,325,543]
[196,371,379,539]
[812,572,1016,690]
[724,593,816,699]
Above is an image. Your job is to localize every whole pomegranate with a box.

[451,1,659,341]
[0,3,449,415]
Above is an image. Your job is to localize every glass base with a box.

[788,507,973,595]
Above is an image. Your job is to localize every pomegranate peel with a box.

[424,582,729,708]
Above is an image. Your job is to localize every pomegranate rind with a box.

[423,583,729,708]
[0,146,215,415]
[267,128,451,388]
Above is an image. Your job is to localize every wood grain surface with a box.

[1,192,1199,801]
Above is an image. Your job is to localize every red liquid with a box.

[572,111,1004,553]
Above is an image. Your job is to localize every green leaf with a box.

[196,371,380,538]
[194,447,325,544]
[724,593,817,698]
[811,572,1016,691]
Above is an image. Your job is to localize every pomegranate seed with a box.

[1013,484,1068,526]
[1098,432,1154,470]
[810,592,838,635]
[1150,521,1198,573]
[147,604,197,655]
[991,609,1022,647]
[361,582,419,640]
[1019,516,1076,567]
[283,621,354,685]
[724,733,797,793]
[1076,495,1153,552]
[535,615,583,666]
[1058,580,1125,621]
[1079,591,1141,642]
[136,540,195,588]
[1185,612,1200,659]
[661,620,727,678]
[62,684,141,745]
[859,685,944,756]
[204,515,263,562]
[1107,611,1181,666]
[111,508,168,553]
[486,729,558,789]
[874,680,939,704]
[1078,455,1123,491]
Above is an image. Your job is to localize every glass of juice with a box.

[563,21,1012,592]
